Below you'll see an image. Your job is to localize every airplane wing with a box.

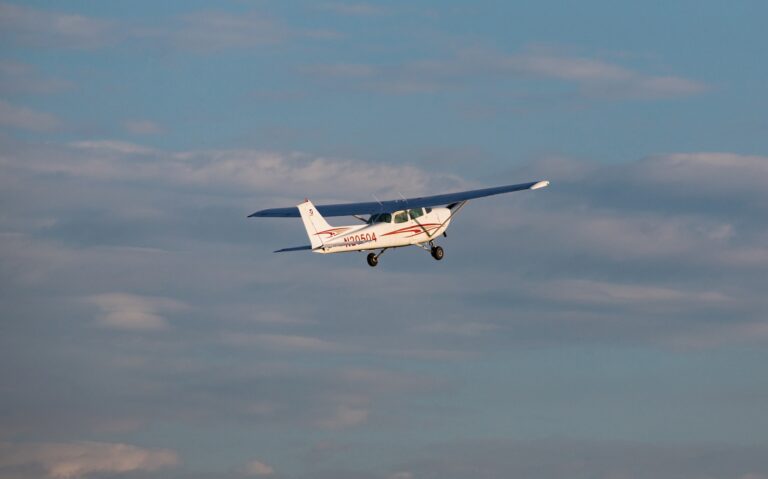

[274,245,313,253]
[249,180,549,218]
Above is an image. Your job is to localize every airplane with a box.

[249,179,550,267]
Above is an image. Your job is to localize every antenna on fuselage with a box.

[371,193,383,209]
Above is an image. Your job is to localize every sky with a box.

[1,1,767,478]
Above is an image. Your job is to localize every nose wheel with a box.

[430,245,444,261]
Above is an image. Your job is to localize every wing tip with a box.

[531,180,550,190]
[274,245,313,253]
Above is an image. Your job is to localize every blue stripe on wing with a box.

[274,245,313,253]
[249,180,548,218]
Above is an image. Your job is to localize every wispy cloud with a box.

[0,441,178,478]
[304,46,707,99]
[3,139,466,200]
[0,2,113,49]
[388,439,768,479]
[0,100,60,131]
[319,2,386,16]
[169,10,291,51]
[500,49,707,97]
[160,10,339,52]
[0,61,71,94]
[0,3,336,53]
[88,292,187,331]
[222,332,353,354]
[245,459,275,476]
[123,119,164,136]
[317,404,369,429]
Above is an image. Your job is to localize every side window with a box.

[377,213,392,223]
[394,211,409,223]
[425,207,432,214]
[408,208,424,220]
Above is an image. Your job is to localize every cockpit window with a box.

[408,208,424,220]
[393,211,409,223]
[368,213,391,223]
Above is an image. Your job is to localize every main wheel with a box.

[366,252,379,267]
[430,245,444,261]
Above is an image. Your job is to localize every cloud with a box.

[222,332,352,353]
[88,292,187,331]
[245,459,275,476]
[170,10,290,50]
[163,10,338,52]
[0,61,70,94]
[3,139,466,201]
[388,438,768,479]
[532,279,731,305]
[304,47,707,99]
[316,402,369,429]
[0,3,337,53]
[319,3,386,16]
[2,135,768,479]
[2,138,767,354]
[504,50,707,98]
[0,2,113,49]
[0,100,60,131]
[0,441,179,478]
[123,120,164,135]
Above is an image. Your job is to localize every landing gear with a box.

[366,249,387,267]
[430,245,444,261]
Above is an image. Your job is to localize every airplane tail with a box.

[297,200,333,250]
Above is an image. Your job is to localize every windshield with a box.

[409,208,424,220]
[368,213,392,223]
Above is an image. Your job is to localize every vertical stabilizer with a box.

[297,200,333,249]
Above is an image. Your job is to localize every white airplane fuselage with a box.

[309,207,452,254]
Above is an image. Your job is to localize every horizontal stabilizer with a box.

[274,245,312,253]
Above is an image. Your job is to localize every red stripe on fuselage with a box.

[382,223,441,238]
[314,227,351,237]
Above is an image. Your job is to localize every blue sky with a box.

[1,2,768,478]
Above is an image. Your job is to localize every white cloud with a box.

[663,321,768,351]
[305,47,707,99]
[245,459,275,476]
[0,100,60,131]
[0,2,112,49]
[69,139,156,155]
[165,10,338,52]
[0,61,70,93]
[508,52,707,98]
[0,441,178,478]
[320,2,386,16]
[6,140,467,201]
[222,332,352,353]
[316,403,369,429]
[123,120,164,135]
[172,11,289,50]
[636,152,768,195]
[533,279,730,305]
[88,292,187,331]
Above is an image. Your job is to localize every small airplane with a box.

[249,179,550,267]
